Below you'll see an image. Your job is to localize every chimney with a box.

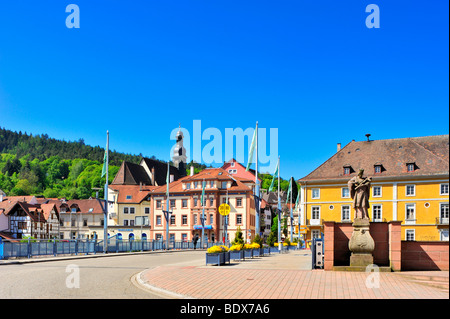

[151,167,155,185]
[337,143,341,152]
[190,165,194,176]
[366,134,371,141]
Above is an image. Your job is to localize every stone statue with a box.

[348,168,372,220]
[347,168,375,268]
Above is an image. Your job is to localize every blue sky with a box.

[0,0,448,179]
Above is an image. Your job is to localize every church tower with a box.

[172,125,187,177]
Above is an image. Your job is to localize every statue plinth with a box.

[348,218,375,267]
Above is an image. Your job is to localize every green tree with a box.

[232,226,244,245]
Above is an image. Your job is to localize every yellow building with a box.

[298,135,449,242]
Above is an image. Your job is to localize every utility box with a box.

[311,237,324,269]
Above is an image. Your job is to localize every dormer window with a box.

[374,164,383,174]
[126,195,132,200]
[343,165,353,175]
[406,163,416,172]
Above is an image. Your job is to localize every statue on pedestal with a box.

[347,168,375,268]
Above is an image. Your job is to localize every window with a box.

[343,167,351,175]
[312,230,321,239]
[236,214,242,225]
[440,183,449,195]
[194,198,198,207]
[156,216,162,225]
[124,220,129,226]
[374,165,382,174]
[341,206,350,221]
[441,230,449,242]
[182,215,188,225]
[210,181,214,188]
[405,204,415,224]
[372,205,382,222]
[156,200,162,209]
[182,233,188,242]
[170,215,175,225]
[126,195,132,200]
[145,207,150,214]
[185,183,190,190]
[407,163,415,172]
[236,198,243,207]
[130,207,135,214]
[129,219,135,226]
[209,197,214,207]
[406,185,415,196]
[342,187,350,198]
[124,207,129,214]
[440,203,449,224]
[83,219,88,227]
[60,218,64,226]
[170,199,176,208]
[231,162,235,167]
[373,186,382,197]
[222,198,229,204]
[71,208,77,214]
[182,199,188,208]
[312,188,320,199]
[221,182,228,189]
[209,214,213,224]
[156,234,162,241]
[405,229,415,241]
[194,214,198,225]
[71,219,75,227]
[194,181,199,189]
[312,206,320,220]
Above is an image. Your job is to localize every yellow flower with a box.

[229,244,243,251]
[207,245,228,253]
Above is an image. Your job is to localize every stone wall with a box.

[401,241,449,271]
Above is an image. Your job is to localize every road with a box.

[0,250,206,299]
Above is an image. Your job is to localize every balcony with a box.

[436,217,449,225]
[309,219,323,226]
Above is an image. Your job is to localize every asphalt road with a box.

[0,250,206,299]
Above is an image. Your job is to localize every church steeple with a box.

[172,124,187,177]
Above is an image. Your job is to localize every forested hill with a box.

[0,127,142,166]
[0,127,153,199]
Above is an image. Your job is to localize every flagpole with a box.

[277,156,281,251]
[255,121,260,240]
[290,179,293,242]
[166,162,170,250]
[103,130,109,254]
[201,179,205,249]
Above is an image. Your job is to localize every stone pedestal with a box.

[348,218,375,268]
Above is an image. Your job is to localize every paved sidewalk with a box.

[137,250,449,299]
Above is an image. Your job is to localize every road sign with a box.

[218,203,230,216]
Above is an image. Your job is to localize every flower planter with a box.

[243,249,253,259]
[229,250,245,261]
[206,252,230,266]
[269,246,280,253]
[252,248,264,257]
[263,247,271,255]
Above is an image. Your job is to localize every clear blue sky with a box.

[0,0,448,179]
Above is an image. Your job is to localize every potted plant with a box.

[243,243,253,258]
[205,245,230,266]
[251,234,264,256]
[229,244,245,261]
[262,244,271,255]
[250,242,263,257]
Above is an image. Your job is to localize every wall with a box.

[401,241,449,271]
[324,220,449,271]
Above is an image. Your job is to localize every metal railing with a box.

[0,238,231,260]
[436,217,449,225]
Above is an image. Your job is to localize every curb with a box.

[134,268,195,299]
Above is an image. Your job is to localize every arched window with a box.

[142,233,147,241]
[129,233,135,241]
